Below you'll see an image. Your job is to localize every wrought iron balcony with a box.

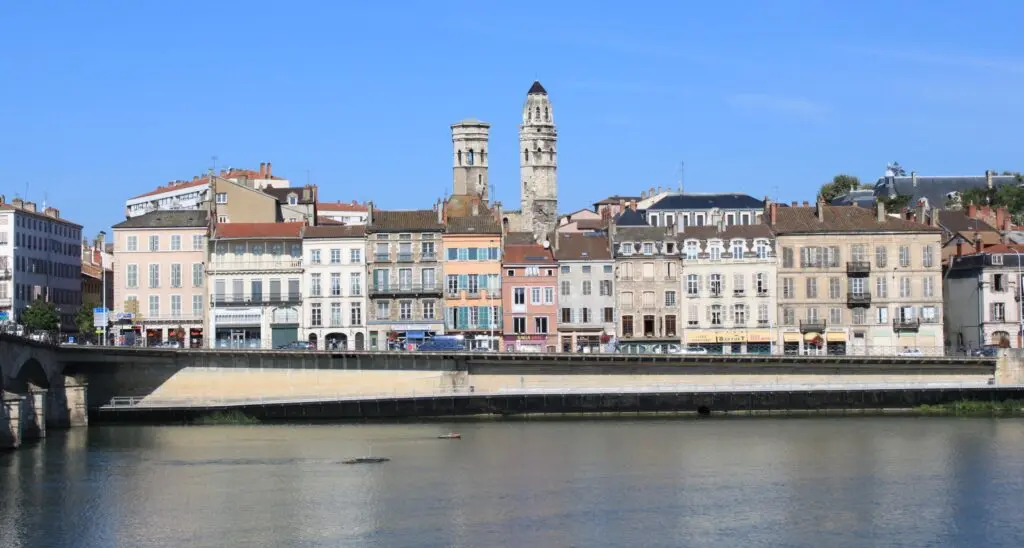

[893,318,921,331]
[369,283,443,297]
[847,292,872,307]
[846,261,871,275]
[799,320,826,333]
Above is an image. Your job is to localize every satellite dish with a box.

[542,240,550,249]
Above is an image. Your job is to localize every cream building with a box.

[610,221,683,350]
[112,210,208,347]
[679,223,777,354]
[768,199,943,356]
[207,222,304,349]
[301,225,368,350]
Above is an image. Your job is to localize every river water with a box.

[2,417,1024,547]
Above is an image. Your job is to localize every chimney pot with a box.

[975,232,983,253]
[259,162,266,177]
[802,201,809,207]
[266,162,273,177]
[987,169,994,190]
[876,200,886,223]
[791,201,798,207]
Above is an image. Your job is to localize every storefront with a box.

[503,334,553,353]
[559,331,607,353]
[685,330,773,354]
[826,331,846,355]
[780,331,840,355]
[188,327,204,348]
[213,308,263,349]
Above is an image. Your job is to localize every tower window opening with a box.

[457,150,462,165]
[544,106,549,120]
[467,149,474,165]
[524,148,529,162]
[535,106,540,119]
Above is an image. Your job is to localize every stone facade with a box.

[555,233,615,352]
[611,223,683,348]
[519,81,558,239]
[451,120,490,201]
[769,199,944,356]
[679,223,777,353]
[301,225,368,350]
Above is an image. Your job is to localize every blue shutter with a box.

[459,274,469,290]
[479,306,490,328]
[447,248,458,260]
[458,307,469,329]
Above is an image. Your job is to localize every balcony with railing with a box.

[369,283,442,297]
[800,320,826,333]
[207,258,302,273]
[136,312,204,322]
[847,292,872,307]
[893,318,921,331]
[211,293,301,306]
[846,261,871,275]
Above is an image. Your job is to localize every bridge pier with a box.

[46,377,89,429]
[1,392,22,449]
[20,390,46,441]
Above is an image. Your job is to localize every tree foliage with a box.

[818,174,865,202]
[22,299,60,333]
[879,194,913,214]
[75,301,98,338]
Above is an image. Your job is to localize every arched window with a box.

[467,149,474,165]
[544,106,549,120]
[457,150,462,165]
[524,149,529,162]
[287,193,298,206]
[535,106,540,119]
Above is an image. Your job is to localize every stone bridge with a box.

[0,336,87,448]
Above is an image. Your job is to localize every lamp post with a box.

[1014,250,1023,348]
[98,230,107,346]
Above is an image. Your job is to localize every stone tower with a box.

[451,119,490,201]
[519,81,558,238]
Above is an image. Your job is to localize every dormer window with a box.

[708,240,723,261]
[287,193,298,206]
[643,242,654,255]
[730,239,745,259]
[650,216,660,227]
[620,242,633,255]
[755,239,771,259]
[665,242,675,254]
[684,241,699,260]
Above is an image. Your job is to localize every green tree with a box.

[879,194,913,214]
[818,174,864,202]
[22,298,60,333]
[75,301,98,339]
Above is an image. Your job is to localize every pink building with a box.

[112,210,209,347]
[501,233,558,352]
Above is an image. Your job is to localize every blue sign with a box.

[93,307,109,314]
[0,311,8,322]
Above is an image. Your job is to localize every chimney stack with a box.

[259,162,266,177]
[975,232,983,253]
[911,171,918,187]
[997,207,1009,231]
[24,201,36,212]
[791,201,798,207]
[876,200,886,223]
[956,240,964,257]
[986,169,994,190]
[916,200,926,225]
[967,204,978,218]
[802,201,809,207]
[815,195,825,222]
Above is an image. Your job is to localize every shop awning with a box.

[803,332,821,342]
[406,331,426,339]
[826,332,846,342]
[783,333,801,342]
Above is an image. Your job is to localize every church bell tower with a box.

[519,81,558,238]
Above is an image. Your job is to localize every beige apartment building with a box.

[679,223,777,354]
[112,210,209,347]
[768,199,943,356]
[611,222,683,350]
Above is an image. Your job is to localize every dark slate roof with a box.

[874,175,1021,209]
[368,210,444,232]
[646,193,764,211]
[303,225,365,239]
[446,215,501,234]
[594,195,640,206]
[679,224,774,240]
[613,226,682,243]
[264,186,316,205]
[613,209,648,226]
[528,81,547,95]
[830,189,876,207]
[937,210,997,236]
[112,210,208,229]
[555,232,612,261]
[771,205,940,234]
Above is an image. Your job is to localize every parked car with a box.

[897,347,924,357]
[155,340,182,349]
[970,345,1000,357]
[418,338,467,352]
[276,341,315,351]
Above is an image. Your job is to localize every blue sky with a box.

[2,1,1023,236]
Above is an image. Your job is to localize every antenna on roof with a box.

[211,155,218,174]
[680,160,685,194]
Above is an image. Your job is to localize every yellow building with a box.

[442,215,503,350]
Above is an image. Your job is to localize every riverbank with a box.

[917,400,1024,416]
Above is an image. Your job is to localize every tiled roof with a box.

[263,186,316,205]
[555,232,612,261]
[503,243,556,265]
[771,205,940,234]
[937,210,997,235]
[679,224,774,240]
[214,222,303,240]
[594,195,640,206]
[504,232,539,245]
[574,218,608,230]
[112,210,209,229]
[303,225,365,239]
[446,215,501,234]
[647,193,764,211]
[317,201,368,212]
[368,210,444,232]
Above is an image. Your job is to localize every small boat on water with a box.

[342,457,390,464]
[437,433,461,440]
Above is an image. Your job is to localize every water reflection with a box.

[1,417,1023,547]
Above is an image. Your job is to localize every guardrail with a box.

[99,379,1005,410]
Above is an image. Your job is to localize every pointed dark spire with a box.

[527,81,547,95]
